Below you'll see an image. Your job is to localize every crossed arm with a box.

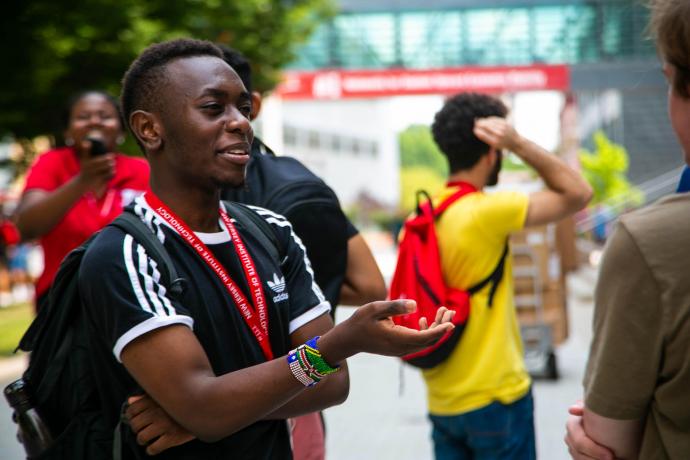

[122,300,454,454]
[565,401,642,460]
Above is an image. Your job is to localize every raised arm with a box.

[474,117,592,227]
[15,152,115,240]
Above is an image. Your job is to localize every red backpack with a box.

[389,181,508,368]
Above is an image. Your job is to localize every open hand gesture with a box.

[320,300,455,362]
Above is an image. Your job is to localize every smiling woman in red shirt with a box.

[15,90,149,311]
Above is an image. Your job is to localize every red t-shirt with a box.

[23,147,150,299]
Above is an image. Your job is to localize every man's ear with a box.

[130,110,163,152]
[250,91,262,120]
[485,148,498,166]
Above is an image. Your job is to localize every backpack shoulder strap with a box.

[110,213,186,298]
[254,137,276,157]
[222,201,284,265]
[467,240,509,307]
[420,182,507,307]
[415,182,477,219]
[434,182,477,217]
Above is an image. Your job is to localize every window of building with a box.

[308,131,320,149]
[284,125,297,146]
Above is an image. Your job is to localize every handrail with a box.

[576,165,685,232]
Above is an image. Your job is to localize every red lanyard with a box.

[144,193,273,360]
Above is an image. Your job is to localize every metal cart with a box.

[512,244,559,380]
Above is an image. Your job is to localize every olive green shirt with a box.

[585,193,690,459]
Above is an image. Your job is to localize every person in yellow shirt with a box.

[425,92,592,459]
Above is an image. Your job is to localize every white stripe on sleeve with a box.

[289,301,332,334]
[148,259,176,316]
[113,315,194,362]
[137,244,169,317]
[123,235,153,314]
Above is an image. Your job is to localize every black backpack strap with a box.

[222,201,284,265]
[108,214,188,457]
[110,213,187,298]
[112,401,128,460]
[254,137,276,156]
[467,241,509,307]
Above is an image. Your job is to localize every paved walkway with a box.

[0,355,27,383]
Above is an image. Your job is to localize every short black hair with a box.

[217,45,252,94]
[63,90,122,130]
[120,38,223,136]
[431,92,508,172]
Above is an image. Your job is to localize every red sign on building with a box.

[276,65,570,100]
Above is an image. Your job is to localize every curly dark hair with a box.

[431,92,508,173]
[120,38,223,143]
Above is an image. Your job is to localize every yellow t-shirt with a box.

[422,186,531,415]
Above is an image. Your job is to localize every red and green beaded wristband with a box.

[286,336,340,387]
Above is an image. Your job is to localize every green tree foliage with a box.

[399,167,446,213]
[399,125,448,177]
[578,130,644,209]
[0,0,333,143]
[398,124,447,212]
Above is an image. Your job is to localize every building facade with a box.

[259,0,680,209]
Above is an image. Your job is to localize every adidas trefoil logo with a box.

[268,273,288,303]
[267,273,286,294]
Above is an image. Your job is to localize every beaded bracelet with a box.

[286,336,340,387]
[287,352,316,387]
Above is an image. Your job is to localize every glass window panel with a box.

[334,14,396,68]
[284,126,297,146]
[463,8,530,66]
[497,9,530,64]
[464,9,501,65]
[400,12,461,68]
[289,25,331,70]
[308,131,319,149]
[601,4,623,58]
[570,6,598,62]
[287,1,655,70]
[533,6,575,63]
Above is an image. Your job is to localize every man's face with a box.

[486,150,503,186]
[664,63,690,165]
[156,56,254,190]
